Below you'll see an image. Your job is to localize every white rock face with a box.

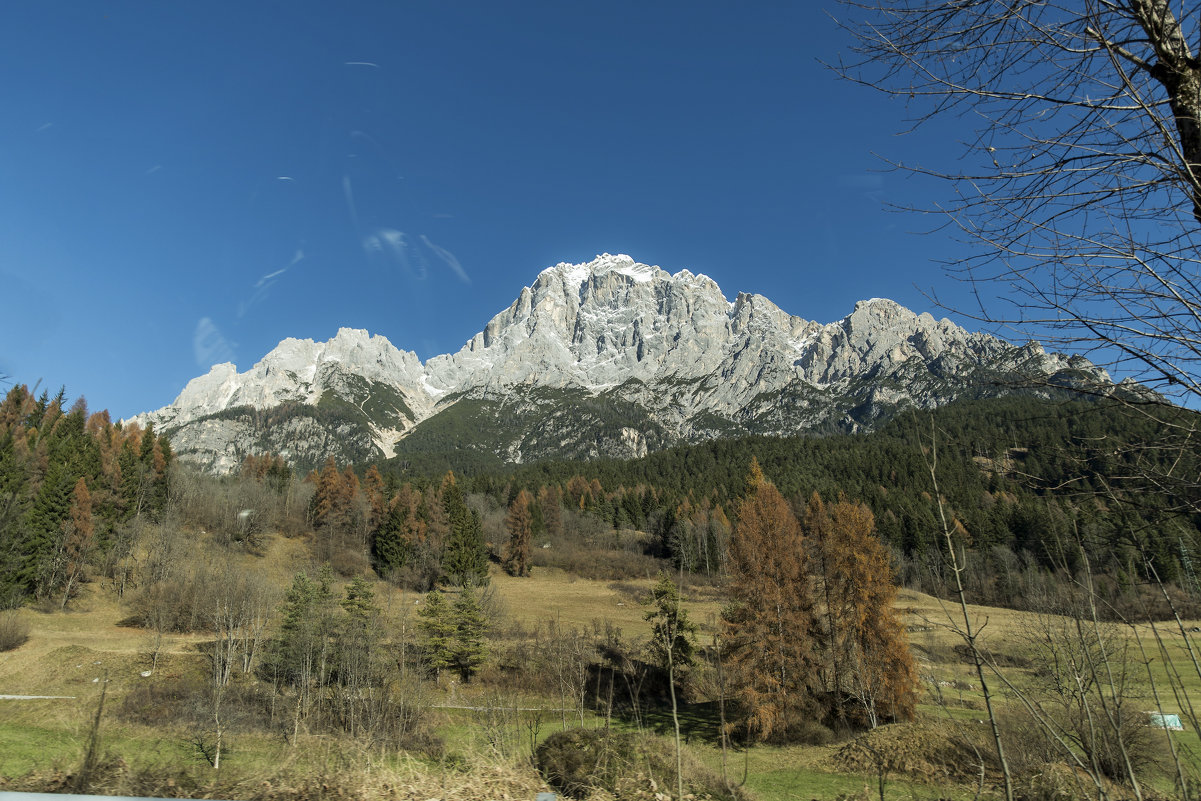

[133,254,1104,471]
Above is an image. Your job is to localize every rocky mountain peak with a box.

[133,254,1106,473]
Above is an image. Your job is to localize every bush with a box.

[0,610,30,651]
[535,728,753,801]
[536,728,636,798]
[997,704,1173,790]
[834,720,995,784]
[323,678,441,752]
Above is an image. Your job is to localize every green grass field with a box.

[2,536,1200,800]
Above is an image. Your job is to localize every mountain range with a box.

[131,254,1107,473]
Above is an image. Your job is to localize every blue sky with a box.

[1,2,979,419]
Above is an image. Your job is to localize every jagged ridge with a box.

[131,254,1107,473]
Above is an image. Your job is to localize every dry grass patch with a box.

[1,747,552,800]
[833,718,993,785]
[489,566,723,636]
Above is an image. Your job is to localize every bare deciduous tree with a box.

[838,2,1201,511]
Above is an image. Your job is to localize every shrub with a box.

[535,728,635,798]
[997,704,1173,790]
[0,610,30,651]
[536,728,753,801]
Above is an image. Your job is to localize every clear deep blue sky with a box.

[1,1,980,419]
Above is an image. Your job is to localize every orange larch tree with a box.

[809,494,917,727]
[59,477,94,609]
[503,489,533,576]
[723,458,823,742]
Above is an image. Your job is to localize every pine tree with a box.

[722,458,822,742]
[372,496,412,579]
[449,586,488,682]
[441,472,489,587]
[503,489,533,576]
[417,589,455,678]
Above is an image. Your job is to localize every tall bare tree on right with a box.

[838,2,1201,514]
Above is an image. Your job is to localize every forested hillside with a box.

[384,393,1201,612]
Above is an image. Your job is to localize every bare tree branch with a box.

[838,0,1201,515]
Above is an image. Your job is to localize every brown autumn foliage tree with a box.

[538,485,563,541]
[807,493,917,728]
[723,459,823,743]
[59,477,94,609]
[239,453,291,490]
[503,489,533,577]
[307,458,366,573]
[315,460,360,533]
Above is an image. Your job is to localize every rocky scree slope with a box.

[131,254,1104,473]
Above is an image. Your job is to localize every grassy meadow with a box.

[2,526,1200,801]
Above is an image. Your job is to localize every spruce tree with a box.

[449,586,488,682]
[17,463,73,597]
[417,589,455,678]
[372,498,411,579]
[441,472,489,587]
[268,569,335,690]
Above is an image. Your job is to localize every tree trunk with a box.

[668,646,683,801]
